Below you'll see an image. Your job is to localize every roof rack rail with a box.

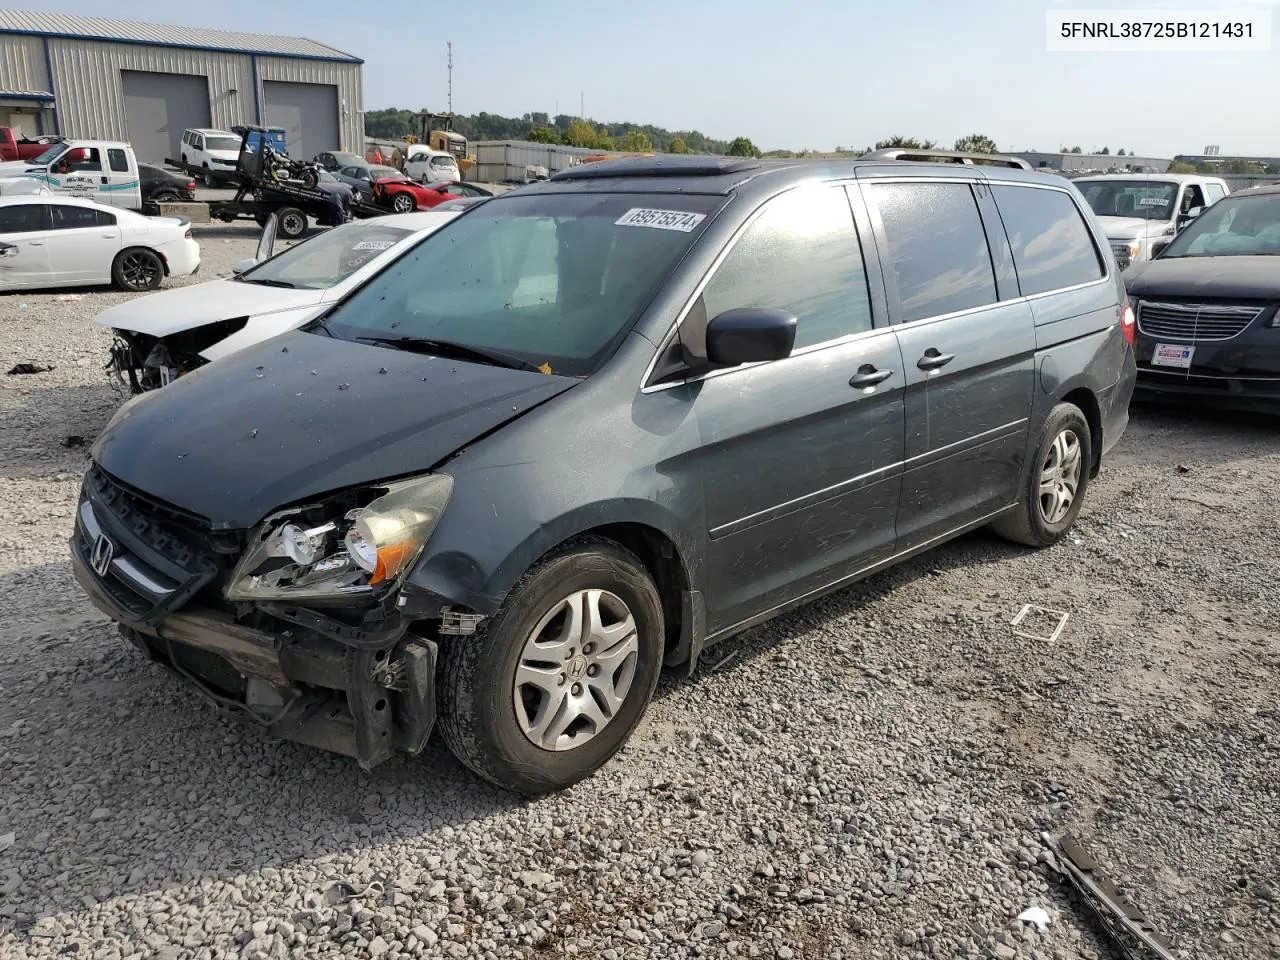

[860,148,1032,170]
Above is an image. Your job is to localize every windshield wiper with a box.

[355,335,543,372]
[237,277,297,288]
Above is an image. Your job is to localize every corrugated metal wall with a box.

[475,140,627,182]
[0,34,50,91]
[45,39,253,140]
[0,37,362,152]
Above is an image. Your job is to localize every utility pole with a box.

[580,91,584,120]
[447,41,453,113]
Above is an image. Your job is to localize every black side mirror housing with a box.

[705,308,797,367]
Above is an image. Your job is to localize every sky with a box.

[16,0,1280,157]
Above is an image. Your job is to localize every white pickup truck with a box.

[1074,173,1230,269]
[0,139,142,210]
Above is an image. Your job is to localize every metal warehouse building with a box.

[0,10,362,164]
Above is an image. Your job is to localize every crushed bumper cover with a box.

[70,473,438,770]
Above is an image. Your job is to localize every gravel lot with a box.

[1,223,1278,960]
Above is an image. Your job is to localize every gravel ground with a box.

[1,228,1278,960]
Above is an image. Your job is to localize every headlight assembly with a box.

[225,473,453,602]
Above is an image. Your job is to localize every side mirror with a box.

[706,308,797,367]
[0,242,17,258]
[232,258,258,275]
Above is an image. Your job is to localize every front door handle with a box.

[916,348,955,371]
[849,365,894,388]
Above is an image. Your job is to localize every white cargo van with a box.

[0,140,143,210]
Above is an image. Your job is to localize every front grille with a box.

[1110,243,1132,271]
[72,466,221,626]
[1136,301,1265,342]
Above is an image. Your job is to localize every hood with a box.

[0,160,43,177]
[93,279,325,338]
[1096,215,1176,242]
[1124,256,1280,301]
[91,330,579,529]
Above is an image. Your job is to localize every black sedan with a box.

[1124,184,1280,413]
[140,164,195,214]
[313,151,366,173]
[334,164,402,203]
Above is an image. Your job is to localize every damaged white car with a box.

[96,209,461,392]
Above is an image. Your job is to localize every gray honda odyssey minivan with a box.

[72,154,1136,794]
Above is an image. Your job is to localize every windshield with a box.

[371,167,402,180]
[319,192,722,377]
[1077,180,1178,221]
[237,222,415,289]
[1160,194,1280,258]
[205,136,241,152]
[31,144,64,165]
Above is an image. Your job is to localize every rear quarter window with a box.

[992,185,1104,296]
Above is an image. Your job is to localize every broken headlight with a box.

[225,474,453,602]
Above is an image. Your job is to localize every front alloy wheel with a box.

[513,589,639,751]
[392,193,415,213]
[437,537,663,795]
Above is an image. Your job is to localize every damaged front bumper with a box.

[69,468,443,769]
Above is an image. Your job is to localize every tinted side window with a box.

[96,209,117,226]
[51,205,102,229]
[0,204,51,233]
[108,149,129,173]
[992,185,1104,296]
[701,185,873,350]
[872,182,997,323]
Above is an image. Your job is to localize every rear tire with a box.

[992,402,1092,548]
[275,207,307,240]
[437,537,664,795]
[111,248,164,292]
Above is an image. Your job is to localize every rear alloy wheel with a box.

[112,248,164,292]
[391,192,415,213]
[992,402,1092,547]
[437,538,664,795]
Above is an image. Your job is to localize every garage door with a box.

[121,71,211,165]
[263,81,338,161]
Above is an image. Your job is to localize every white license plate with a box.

[1151,342,1195,369]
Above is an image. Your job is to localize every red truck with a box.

[0,127,61,163]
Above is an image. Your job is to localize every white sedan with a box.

[0,195,199,292]
[95,209,462,393]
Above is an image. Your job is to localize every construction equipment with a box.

[417,111,475,178]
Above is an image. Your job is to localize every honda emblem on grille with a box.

[90,533,114,577]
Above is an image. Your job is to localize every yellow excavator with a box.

[418,111,475,178]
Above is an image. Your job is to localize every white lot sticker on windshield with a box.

[351,239,396,251]
[615,208,706,232]
[1138,198,1169,206]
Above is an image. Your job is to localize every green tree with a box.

[953,133,998,154]
[1099,146,1110,155]
[526,126,561,144]
[1167,161,1197,174]
[668,137,693,154]
[875,136,938,150]
[566,120,602,148]
[727,136,762,158]
[1116,148,1127,156]
[1221,158,1264,174]
[619,130,653,152]
[1070,146,1083,154]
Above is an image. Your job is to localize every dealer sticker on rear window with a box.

[351,239,396,251]
[615,208,706,232]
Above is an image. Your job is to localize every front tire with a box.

[112,248,164,292]
[992,402,1092,547]
[391,192,415,213]
[437,538,664,795]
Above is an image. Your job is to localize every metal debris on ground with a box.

[1040,831,1180,960]
[1010,604,1070,643]
[1016,906,1051,932]
[60,435,86,448]
[322,872,394,907]
[6,363,53,375]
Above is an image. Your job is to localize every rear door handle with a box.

[916,349,955,371]
[849,365,894,388]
